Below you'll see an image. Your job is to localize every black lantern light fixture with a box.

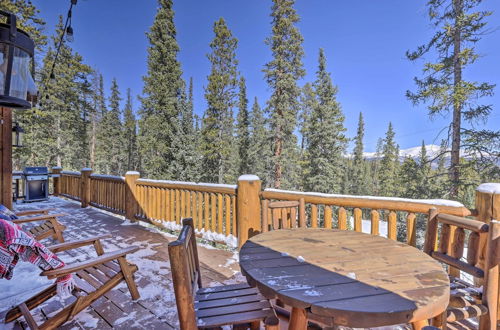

[12,122,24,148]
[0,10,37,109]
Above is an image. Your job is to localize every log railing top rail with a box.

[90,174,125,182]
[262,188,471,216]
[60,170,81,177]
[137,178,237,195]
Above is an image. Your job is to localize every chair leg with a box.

[265,315,280,330]
[411,319,429,330]
[431,311,446,329]
[117,257,140,300]
[250,320,260,329]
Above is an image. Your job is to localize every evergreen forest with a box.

[3,0,499,209]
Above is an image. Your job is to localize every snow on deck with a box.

[0,197,241,329]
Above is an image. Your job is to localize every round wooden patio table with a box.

[239,228,450,329]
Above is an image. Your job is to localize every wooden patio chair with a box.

[424,210,499,330]
[262,199,305,231]
[168,218,279,330]
[4,234,140,329]
[12,211,67,243]
[1,205,67,243]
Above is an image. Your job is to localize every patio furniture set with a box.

[1,204,498,329]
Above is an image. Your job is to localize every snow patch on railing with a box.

[476,183,500,194]
[265,188,465,208]
[61,171,81,176]
[238,174,260,181]
[125,171,140,175]
[138,178,237,190]
[91,174,125,181]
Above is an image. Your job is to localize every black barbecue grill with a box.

[23,166,49,202]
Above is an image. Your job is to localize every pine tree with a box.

[177,77,200,181]
[0,0,46,48]
[264,0,305,189]
[236,77,251,175]
[299,83,315,152]
[22,18,92,171]
[248,97,270,184]
[123,88,138,171]
[95,78,125,175]
[138,0,184,179]
[201,17,239,183]
[303,49,347,193]
[406,0,498,198]
[351,112,366,195]
[93,74,108,173]
[378,122,399,196]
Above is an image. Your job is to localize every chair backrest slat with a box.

[168,218,201,329]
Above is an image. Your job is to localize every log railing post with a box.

[474,183,500,321]
[125,171,140,222]
[51,166,62,196]
[80,168,92,208]
[237,175,262,249]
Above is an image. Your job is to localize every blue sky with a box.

[34,0,500,152]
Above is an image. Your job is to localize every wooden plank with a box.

[388,211,397,240]
[407,213,416,246]
[324,206,332,229]
[197,192,203,231]
[231,195,237,236]
[204,192,210,232]
[467,232,480,265]
[298,198,306,228]
[439,223,451,254]
[262,200,269,232]
[211,193,217,232]
[175,189,181,223]
[311,204,318,228]
[354,208,362,232]
[338,207,347,230]
[217,193,223,233]
[225,195,231,236]
[371,210,379,236]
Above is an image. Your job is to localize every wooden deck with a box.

[1,197,240,329]
[0,197,480,330]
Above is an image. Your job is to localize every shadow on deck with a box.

[1,197,240,329]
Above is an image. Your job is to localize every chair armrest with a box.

[41,246,139,279]
[11,213,67,224]
[48,234,112,253]
[15,208,56,217]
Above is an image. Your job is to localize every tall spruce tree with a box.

[248,97,270,184]
[351,112,366,195]
[236,76,251,175]
[93,74,108,173]
[138,0,184,179]
[406,0,497,198]
[303,49,346,193]
[201,17,239,183]
[263,0,305,189]
[23,18,92,170]
[378,122,399,196]
[177,77,200,181]
[96,78,125,174]
[123,88,138,171]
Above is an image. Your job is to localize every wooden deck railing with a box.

[51,168,500,252]
[260,189,470,247]
[134,179,238,244]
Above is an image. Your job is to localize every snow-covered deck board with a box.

[0,197,240,329]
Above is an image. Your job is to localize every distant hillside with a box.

[363,145,443,161]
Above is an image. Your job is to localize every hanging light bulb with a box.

[66,26,74,42]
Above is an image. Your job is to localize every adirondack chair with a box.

[424,209,499,330]
[0,205,67,243]
[169,218,279,329]
[4,234,140,329]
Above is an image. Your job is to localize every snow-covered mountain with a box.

[363,144,443,160]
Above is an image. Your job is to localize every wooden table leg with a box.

[289,307,307,330]
[411,319,429,330]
